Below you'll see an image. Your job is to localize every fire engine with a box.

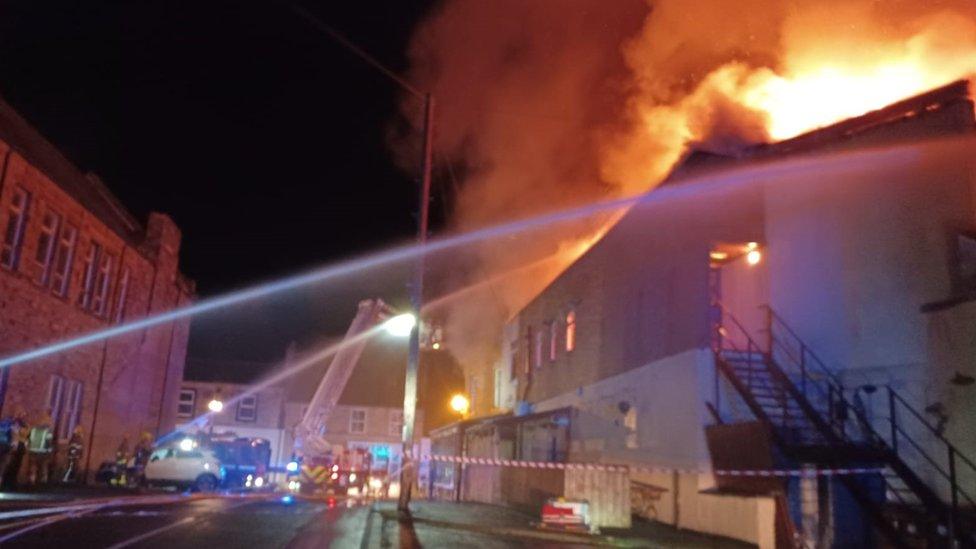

[286,299,408,497]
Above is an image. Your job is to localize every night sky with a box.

[0,1,442,380]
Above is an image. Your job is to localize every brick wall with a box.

[0,139,192,478]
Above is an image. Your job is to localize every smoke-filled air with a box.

[396,0,976,386]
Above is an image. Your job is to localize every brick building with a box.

[457,81,976,546]
[0,96,193,477]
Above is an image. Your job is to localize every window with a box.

[493,368,503,408]
[47,375,64,425]
[1,187,31,270]
[350,409,367,434]
[549,321,558,362]
[113,267,130,323]
[565,310,576,352]
[389,410,404,437]
[954,233,976,293]
[469,374,479,412]
[509,340,518,380]
[534,329,544,368]
[80,241,101,309]
[524,326,533,375]
[34,209,61,285]
[177,389,196,418]
[92,252,114,317]
[51,224,77,297]
[59,381,83,441]
[624,406,639,449]
[236,395,258,422]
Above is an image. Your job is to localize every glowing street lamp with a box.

[449,393,470,418]
[383,313,416,338]
[208,398,224,413]
[746,249,762,265]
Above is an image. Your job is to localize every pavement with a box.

[0,487,755,548]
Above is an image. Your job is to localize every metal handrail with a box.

[887,386,976,509]
[763,304,976,534]
[765,307,844,386]
[764,309,899,449]
[891,422,953,482]
[889,388,976,472]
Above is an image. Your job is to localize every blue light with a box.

[280,495,294,504]
[286,461,299,473]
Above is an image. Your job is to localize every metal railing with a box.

[762,306,885,448]
[886,386,976,513]
[763,305,976,541]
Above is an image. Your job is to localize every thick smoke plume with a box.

[398,0,976,399]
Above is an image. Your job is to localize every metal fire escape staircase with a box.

[710,302,976,548]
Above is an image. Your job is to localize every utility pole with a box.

[399,93,433,512]
[287,4,434,514]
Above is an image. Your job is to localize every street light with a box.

[208,398,224,413]
[288,6,433,512]
[449,393,470,418]
[383,313,417,338]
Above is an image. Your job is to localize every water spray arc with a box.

[0,141,915,371]
[166,254,569,450]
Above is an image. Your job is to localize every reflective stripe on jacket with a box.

[27,426,54,453]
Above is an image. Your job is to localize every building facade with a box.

[282,401,424,479]
[175,381,290,473]
[462,81,976,546]
[0,96,193,477]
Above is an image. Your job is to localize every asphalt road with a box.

[1,495,372,549]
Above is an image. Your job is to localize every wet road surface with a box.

[2,494,370,549]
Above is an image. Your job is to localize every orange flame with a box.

[603,4,976,193]
[733,13,976,140]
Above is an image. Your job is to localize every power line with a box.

[289,4,424,100]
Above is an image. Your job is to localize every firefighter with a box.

[112,436,129,487]
[132,432,153,487]
[26,413,55,485]
[62,426,85,484]
[0,409,29,489]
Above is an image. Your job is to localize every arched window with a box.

[565,310,576,352]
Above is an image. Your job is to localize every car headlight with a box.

[349,473,357,483]
[254,477,264,488]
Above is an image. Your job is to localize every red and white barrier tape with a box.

[425,455,882,477]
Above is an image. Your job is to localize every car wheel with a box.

[195,474,219,492]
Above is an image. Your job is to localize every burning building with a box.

[0,96,193,480]
[447,81,976,547]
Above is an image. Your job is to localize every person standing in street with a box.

[0,413,15,485]
[112,436,129,487]
[62,426,85,484]
[27,413,55,485]
[132,432,153,487]
[2,409,29,489]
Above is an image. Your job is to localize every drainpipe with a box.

[84,339,111,483]
[83,245,130,482]
[0,148,15,417]
[154,292,182,437]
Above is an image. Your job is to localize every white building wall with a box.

[764,139,976,496]
[533,348,713,469]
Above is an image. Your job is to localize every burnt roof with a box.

[0,95,143,241]
[665,79,976,183]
